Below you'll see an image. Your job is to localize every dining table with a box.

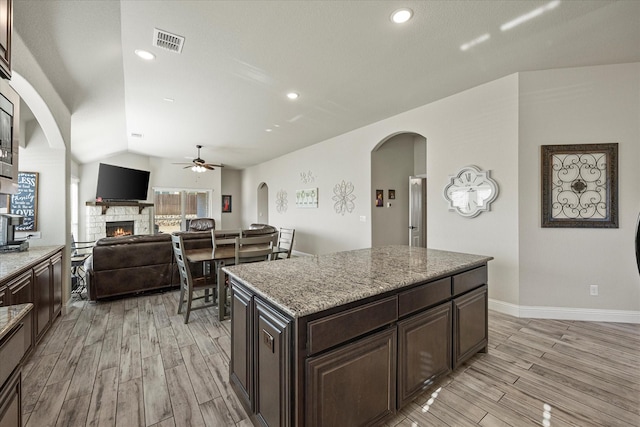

[185,244,289,320]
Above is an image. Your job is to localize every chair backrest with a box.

[212,229,242,257]
[171,233,193,288]
[234,235,275,265]
[278,228,295,258]
[188,217,216,232]
[71,234,95,258]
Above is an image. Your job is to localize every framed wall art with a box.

[296,188,318,208]
[541,143,618,228]
[222,194,232,213]
[388,189,395,200]
[375,189,383,207]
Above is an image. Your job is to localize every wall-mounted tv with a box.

[96,163,150,201]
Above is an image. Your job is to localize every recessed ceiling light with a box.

[286,92,299,100]
[163,97,175,102]
[131,133,143,138]
[265,128,273,132]
[391,8,413,24]
[134,49,155,60]
[274,124,280,128]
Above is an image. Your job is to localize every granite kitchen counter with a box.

[0,245,65,282]
[224,245,493,318]
[0,303,33,341]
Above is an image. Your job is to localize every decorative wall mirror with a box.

[443,165,498,218]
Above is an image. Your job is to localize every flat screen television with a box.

[96,163,150,201]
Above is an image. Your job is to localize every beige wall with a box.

[221,168,242,229]
[518,63,640,311]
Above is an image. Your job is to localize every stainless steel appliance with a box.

[0,213,28,251]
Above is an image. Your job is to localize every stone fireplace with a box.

[86,204,153,242]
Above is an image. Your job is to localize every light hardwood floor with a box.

[21,290,640,426]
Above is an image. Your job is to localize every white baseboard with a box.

[489,298,640,324]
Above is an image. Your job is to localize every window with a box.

[154,188,211,233]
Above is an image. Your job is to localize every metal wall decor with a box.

[300,170,315,184]
[296,188,318,208]
[332,180,356,215]
[443,165,498,218]
[276,189,288,214]
[541,143,618,228]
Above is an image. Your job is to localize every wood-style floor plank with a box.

[20,290,640,427]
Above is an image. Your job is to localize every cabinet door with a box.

[254,299,291,427]
[33,260,51,342]
[452,285,488,368]
[51,252,63,318]
[0,370,21,427]
[397,302,451,408]
[7,271,34,359]
[230,283,253,411]
[306,328,396,427]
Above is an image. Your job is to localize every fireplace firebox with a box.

[106,220,134,237]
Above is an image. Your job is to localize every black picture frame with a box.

[222,195,232,213]
[388,189,395,200]
[375,189,383,207]
[541,143,618,228]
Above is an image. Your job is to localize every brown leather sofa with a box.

[85,224,278,301]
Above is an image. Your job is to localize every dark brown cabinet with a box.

[254,299,291,427]
[453,285,488,368]
[397,302,451,407]
[33,261,51,342]
[6,272,33,359]
[51,252,63,318]
[306,328,396,427]
[0,365,20,427]
[0,0,11,80]
[230,284,253,409]
[229,261,489,427]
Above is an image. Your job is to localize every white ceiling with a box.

[13,1,640,169]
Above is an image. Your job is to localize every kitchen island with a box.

[224,246,492,427]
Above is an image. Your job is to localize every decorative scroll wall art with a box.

[276,189,288,214]
[296,188,318,208]
[443,165,498,218]
[541,143,618,228]
[332,180,356,215]
[300,170,315,184]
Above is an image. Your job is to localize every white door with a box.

[409,177,426,247]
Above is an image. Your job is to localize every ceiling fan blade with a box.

[204,163,224,168]
[203,164,216,170]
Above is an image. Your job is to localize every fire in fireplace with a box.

[106,221,134,237]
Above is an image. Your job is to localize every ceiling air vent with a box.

[153,28,185,53]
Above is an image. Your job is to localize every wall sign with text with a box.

[10,171,38,231]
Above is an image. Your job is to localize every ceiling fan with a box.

[173,145,224,172]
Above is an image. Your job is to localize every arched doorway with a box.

[371,132,426,247]
[257,182,269,224]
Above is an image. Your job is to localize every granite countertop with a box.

[0,303,33,341]
[224,246,493,318]
[0,245,65,282]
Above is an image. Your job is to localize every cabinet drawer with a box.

[452,266,487,296]
[0,323,25,388]
[399,278,451,317]
[308,296,397,355]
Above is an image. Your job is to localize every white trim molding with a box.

[489,298,640,324]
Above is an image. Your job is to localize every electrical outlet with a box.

[359,216,366,222]
[590,285,599,296]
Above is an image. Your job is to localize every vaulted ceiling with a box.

[13,1,640,169]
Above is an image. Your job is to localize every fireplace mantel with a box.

[86,201,154,215]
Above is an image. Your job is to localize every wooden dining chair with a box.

[275,228,295,259]
[171,233,216,323]
[234,234,275,265]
